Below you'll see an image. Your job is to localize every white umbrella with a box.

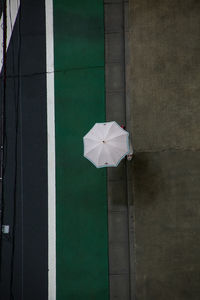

[83,121,130,168]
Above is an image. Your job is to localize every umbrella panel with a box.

[83,121,129,168]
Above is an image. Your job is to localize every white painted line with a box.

[0,0,20,73]
[45,0,56,299]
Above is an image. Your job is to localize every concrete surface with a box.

[105,1,132,299]
[129,0,200,299]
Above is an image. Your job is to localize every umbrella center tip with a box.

[102,140,106,143]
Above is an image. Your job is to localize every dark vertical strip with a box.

[0,1,48,299]
[104,1,132,299]
[20,1,48,299]
[124,0,135,299]
[0,0,7,270]
[53,0,109,299]
[0,2,2,19]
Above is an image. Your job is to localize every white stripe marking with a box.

[0,0,20,73]
[45,0,56,299]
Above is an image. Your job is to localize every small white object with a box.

[127,140,133,161]
[2,225,9,234]
[83,121,130,168]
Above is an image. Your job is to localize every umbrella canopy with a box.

[83,121,130,168]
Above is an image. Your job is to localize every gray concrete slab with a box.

[110,274,130,300]
[106,63,125,92]
[105,0,132,298]
[104,3,124,33]
[129,1,200,299]
[129,0,200,152]
[107,161,126,181]
[105,33,124,63]
[109,242,130,274]
[108,180,127,212]
[132,151,200,300]
[105,0,123,3]
[106,92,126,124]
[108,212,129,242]
[124,1,129,31]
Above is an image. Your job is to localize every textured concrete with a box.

[105,1,132,299]
[129,0,200,152]
[129,0,200,299]
[132,152,200,300]
[110,274,130,299]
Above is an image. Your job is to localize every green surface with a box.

[53,1,109,299]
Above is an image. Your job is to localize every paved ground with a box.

[129,1,200,299]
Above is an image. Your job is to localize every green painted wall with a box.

[53,1,109,299]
